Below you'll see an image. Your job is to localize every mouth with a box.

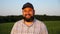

[26,15,30,17]
[25,14,31,18]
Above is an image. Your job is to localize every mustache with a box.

[25,14,31,16]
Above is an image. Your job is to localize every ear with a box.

[33,10,35,15]
[22,9,24,15]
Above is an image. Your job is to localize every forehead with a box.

[22,7,33,10]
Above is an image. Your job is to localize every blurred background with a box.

[0,0,60,34]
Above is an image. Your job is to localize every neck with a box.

[24,20,34,27]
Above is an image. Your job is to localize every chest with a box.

[17,23,41,34]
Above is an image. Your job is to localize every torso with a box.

[14,19,43,34]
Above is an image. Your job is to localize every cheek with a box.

[22,12,25,17]
[29,11,34,16]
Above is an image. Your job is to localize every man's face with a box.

[22,7,35,22]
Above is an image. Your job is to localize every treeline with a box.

[0,15,60,23]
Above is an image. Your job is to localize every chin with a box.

[23,17,34,22]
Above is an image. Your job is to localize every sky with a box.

[0,0,60,16]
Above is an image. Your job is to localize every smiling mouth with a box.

[25,14,31,17]
[25,15,31,19]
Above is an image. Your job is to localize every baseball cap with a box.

[22,2,34,9]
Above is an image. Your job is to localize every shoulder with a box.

[13,19,24,26]
[15,19,24,23]
[35,19,47,28]
[34,19,44,24]
[34,19,46,26]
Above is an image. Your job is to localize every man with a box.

[11,2,48,34]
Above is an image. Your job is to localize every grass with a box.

[44,21,60,34]
[0,21,60,34]
[0,22,14,34]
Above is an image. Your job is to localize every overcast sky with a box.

[0,0,60,16]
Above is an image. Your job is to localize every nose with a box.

[26,11,30,14]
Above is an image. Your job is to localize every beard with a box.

[23,15,34,22]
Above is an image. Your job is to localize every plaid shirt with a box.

[11,19,48,34]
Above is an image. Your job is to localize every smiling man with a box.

[11,2,48,34]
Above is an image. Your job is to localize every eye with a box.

[23,10,27,12]
[29,10,33,12]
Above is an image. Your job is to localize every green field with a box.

[0,21,60,34]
